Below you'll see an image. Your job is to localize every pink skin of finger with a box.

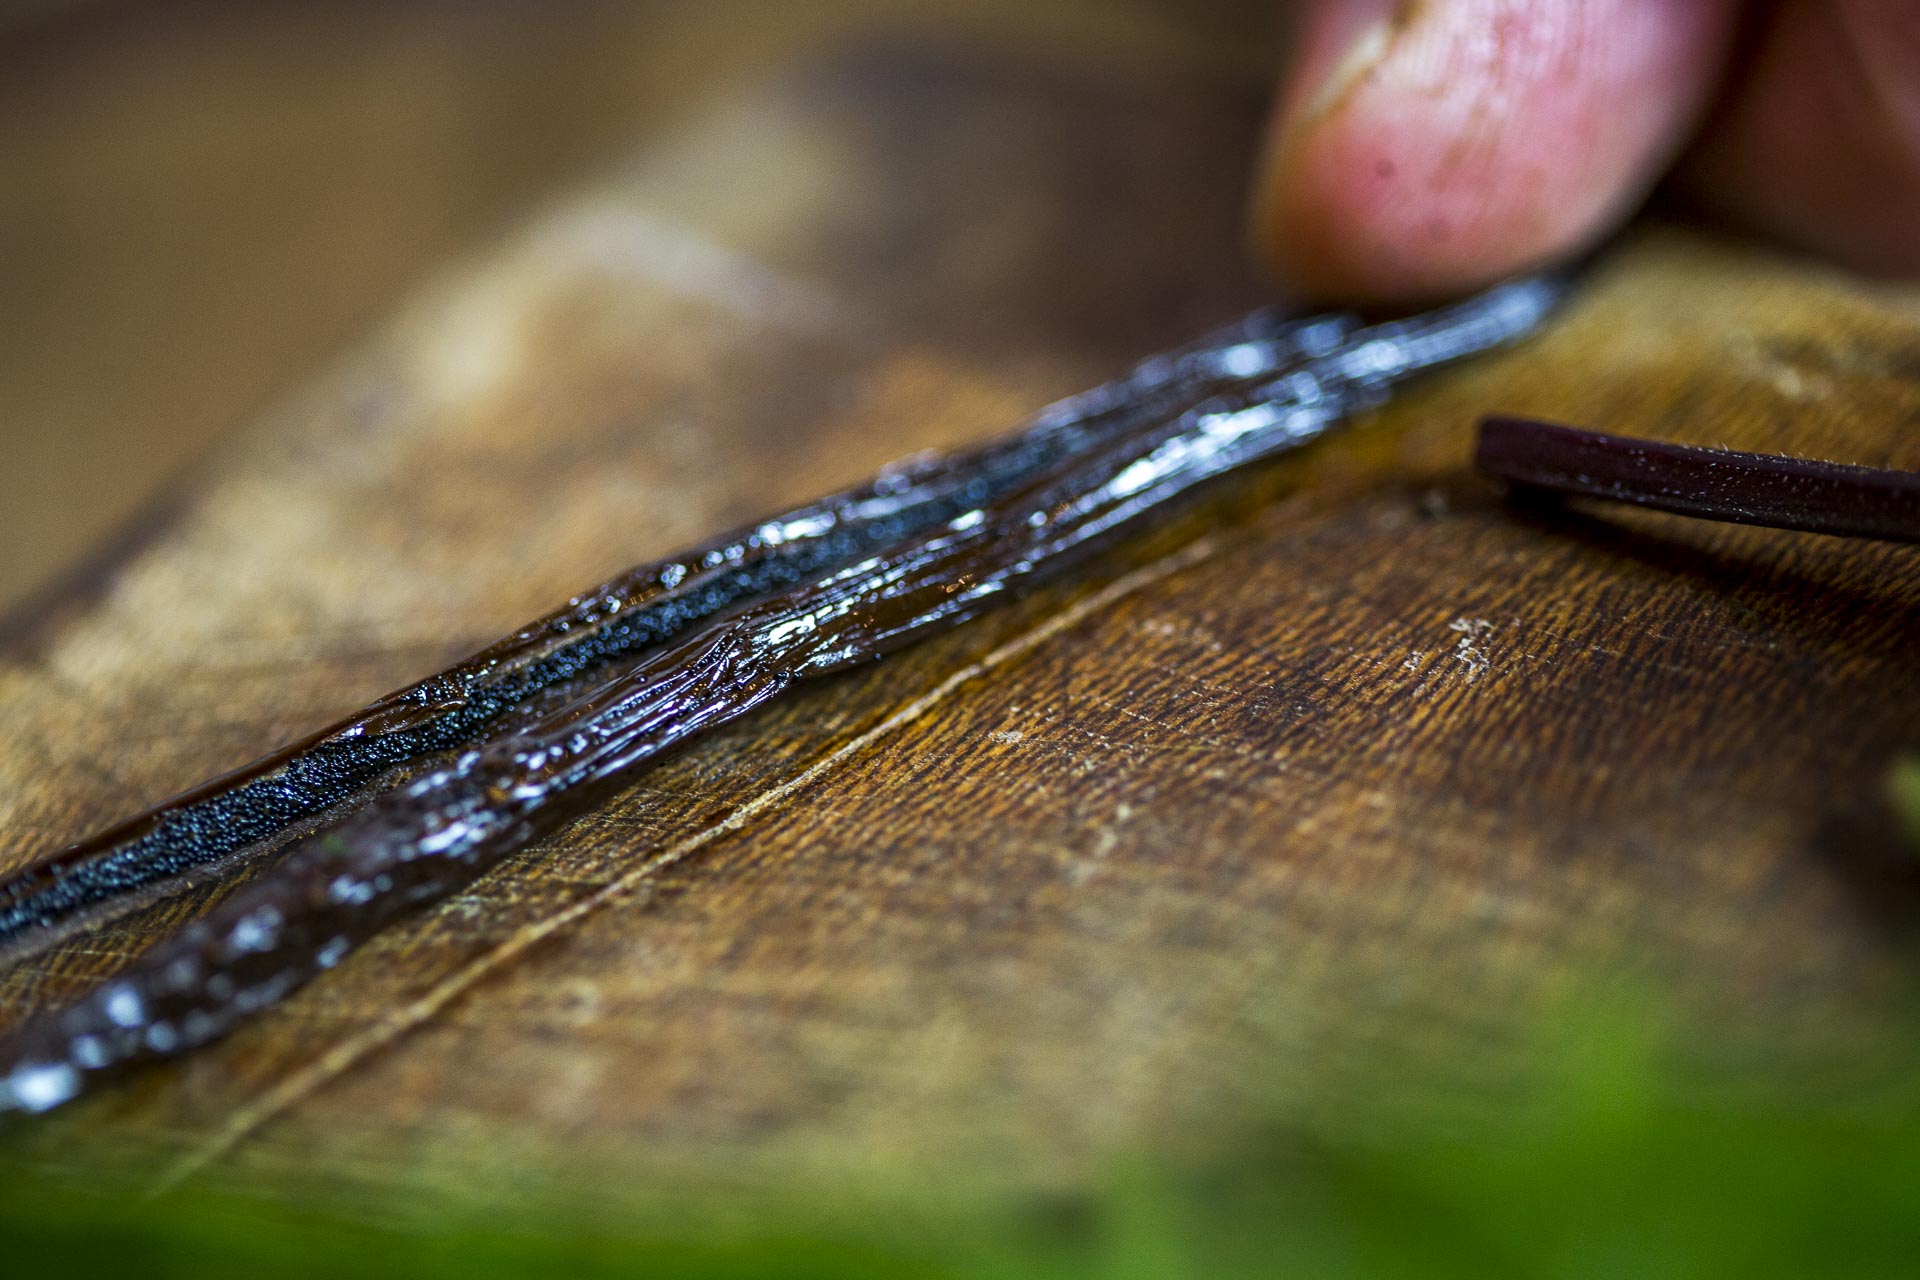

[1255,0,1738,303]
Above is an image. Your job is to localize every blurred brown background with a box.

[0,0,1276,611]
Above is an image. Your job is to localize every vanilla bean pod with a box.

[0,310,1357,950]
[1476,417,1920,544]
[0,277,1562,1114]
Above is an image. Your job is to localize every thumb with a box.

[1253,0,1738,304]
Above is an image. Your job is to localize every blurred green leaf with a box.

[9,998,1920,1280]
[1891,754,1920,854]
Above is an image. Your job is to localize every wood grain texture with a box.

[2,46,1918,1209]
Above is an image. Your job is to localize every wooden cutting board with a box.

[3,45,1917,1208]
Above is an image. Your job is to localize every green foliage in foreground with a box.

[1892,753,1920,853]
[5,1008,1919,1280]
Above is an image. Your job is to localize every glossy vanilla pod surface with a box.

[0,305,1335,950]
[0,278,1562,1115]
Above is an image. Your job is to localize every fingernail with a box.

[1255,0,1404,272]
[1285,0,1403,125]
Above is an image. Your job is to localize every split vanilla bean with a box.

[0,278,1563,1114]
[0,306,1349,950]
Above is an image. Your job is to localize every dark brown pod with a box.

[1476,417,1920,544]
[0,277,1564,1116]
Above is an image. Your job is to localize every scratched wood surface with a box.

[3,46,1919,1209]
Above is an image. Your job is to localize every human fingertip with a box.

[1254,0,1739,305]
